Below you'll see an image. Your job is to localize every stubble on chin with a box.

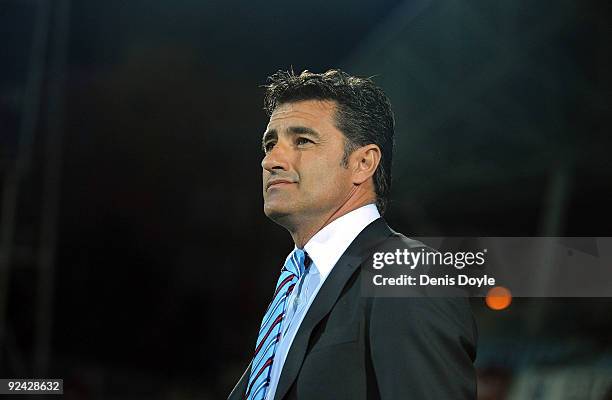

[263,199,303,230]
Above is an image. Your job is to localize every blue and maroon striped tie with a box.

[245,249,309,400]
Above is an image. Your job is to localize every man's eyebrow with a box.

[287,126,321,139]
[262,126,321,146]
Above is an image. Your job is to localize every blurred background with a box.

[1,0,611,398]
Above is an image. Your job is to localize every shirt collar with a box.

[300,204,381,280]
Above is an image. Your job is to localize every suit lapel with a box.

[228,360,251,400]
[273,218,392,400]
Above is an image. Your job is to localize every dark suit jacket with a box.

[229,218,477,400]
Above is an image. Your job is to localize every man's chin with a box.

[264,205,288,219]
[263,204,295,225]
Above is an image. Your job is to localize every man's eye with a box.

[296,137,313,146]
[263,142,276,152]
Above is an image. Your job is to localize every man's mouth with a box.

[266,179,295,190]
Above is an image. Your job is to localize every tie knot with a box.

[291,249,311,277]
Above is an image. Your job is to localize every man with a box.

[228,69,477,399]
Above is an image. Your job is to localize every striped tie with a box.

[245,249,309,400]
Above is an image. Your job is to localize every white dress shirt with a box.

[264,203,381,399]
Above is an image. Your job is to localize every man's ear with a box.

[350,144,381,185]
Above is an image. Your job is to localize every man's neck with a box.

[289,192,376,248]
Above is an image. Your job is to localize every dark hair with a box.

[263,69,395,215]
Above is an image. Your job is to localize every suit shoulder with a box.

[373,228,432,252]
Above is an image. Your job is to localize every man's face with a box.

[261,100,354,225]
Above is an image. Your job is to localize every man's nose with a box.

[261,142,290,172]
